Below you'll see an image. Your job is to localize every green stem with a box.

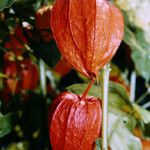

[39,59,47,96]
[130,71,136,102]
[102,64,111,150]
[0,45,7,53]
[0,72,8,78]
[136,91,149,104]
[142,101,150,109]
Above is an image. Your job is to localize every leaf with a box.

[95,138,102,150]
[131,48,150,82]
[109,81,130,105]
[0,113,13,138]
[108,112,142,150]
[32,39,61,68]
[66,83,101,98]
[124,27,150,81]
[0,0,15,10]
[0,101,1,110]
[0,72,8,78]
[67,81,132,114]
[51,0,124,78]
[140,122,150,139]
[113,0,150,81]
[133,104,150,124]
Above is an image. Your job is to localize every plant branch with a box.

[136,91,149,104]
[102,64,111,150]
[142,101,150,109]
[39,59,47,96]
[130,71,136,103]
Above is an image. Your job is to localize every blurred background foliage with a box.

[0,0,149,150]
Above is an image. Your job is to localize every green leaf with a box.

[113,0,150,81]
[0,0,15,10]
[140,122,150,139]
[95,138,102,150]
[0,72,8,78]
[108,112,142,150]
[67,81,133,114]
[33,40,61,68]
[0,113,13,138]
[124,27,150,81]
[66,83,102,98]
[133,104,150,124]
[109,82,131,105]
[0,101,1,110]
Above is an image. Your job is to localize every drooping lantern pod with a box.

[51,0,124,79]
[49,91,102,150]
[2,53,39,95]
[19,59,39,91]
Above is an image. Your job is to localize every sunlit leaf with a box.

[133,104,150,124]
[108,112,142,150]
[67,81,132,114]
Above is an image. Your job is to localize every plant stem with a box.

[0,45,7,53]
[39,59,47,96]
[102,64,111,150]
[130,71,136,103]
[142,101,150,109]
[136,91,149,104]
[81,79,95,99]
[0,72,8,78]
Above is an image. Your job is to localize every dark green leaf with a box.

[0,101,1,110]
[0,0,15,10]
[140,122,150,139]
[0,113,13,137]
[95,138,102,150]
[33,40,61,68]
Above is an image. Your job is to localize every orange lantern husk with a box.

[49,91,102,150]
[51,0,124,79]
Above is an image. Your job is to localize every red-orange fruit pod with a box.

[142,140,150,150]
[35,6,53,42]
[5,25,28,51]
[49,92,102,150]
[19,59,39,91]
[54,57,72,77]
[3,62,19,94]
[51,0,124,79]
